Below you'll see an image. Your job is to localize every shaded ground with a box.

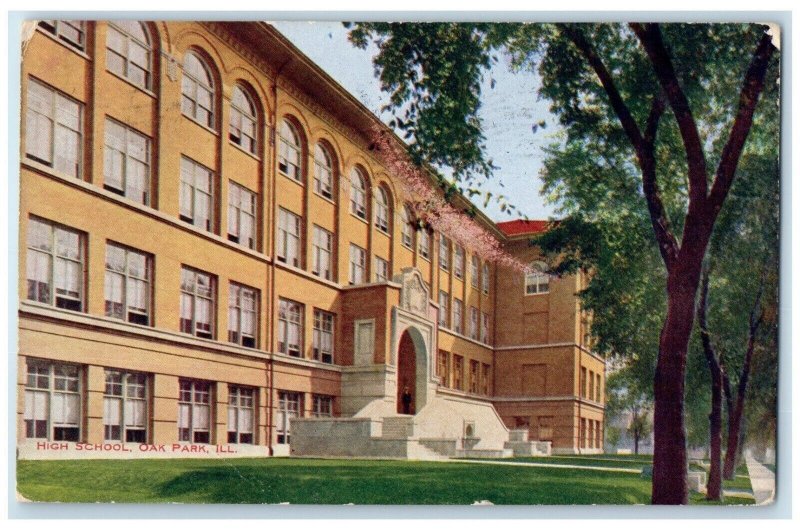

[17,456,753,505]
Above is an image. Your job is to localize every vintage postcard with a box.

[13,17,780,507]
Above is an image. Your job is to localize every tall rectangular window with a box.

[103,370,147,443]
[277,208,301,267]
[469,307,479,340]
[312,395,333,417]
[580,418,587,448]
[180,156,214,232]
[439,236,450,271]
[471,256,479,288]
[178,379,212,444]
[469,360,479,393]
[311,225,333,280]
[595,420,600,448]
[276,391,302,444]
[24,360,81,441]
[453,298,463,334]
[227,386,255,444]
[418,230,431,260]
[106,21,152,90]
[349,244,366,285]
[481,312,489,344]
[481,363,490,395]
[589,370,595,402]
[438,291,449,328]
[374,256,389,283]
[26,217,85,312]
[482,263,490,294]
[228,283,258,348]
[38,21,86,50]
[278,298,303,357]
[594,374,602,402]
[312,309,334,364]
[25,78,83,178]
[580,367,587,398]
[105,243,151,326]
[180,266,216,339]
[227,182,256,249]
[454,246,465,279]
[453,355,464,391]
[437,351,449,387]
[104,118,150,205]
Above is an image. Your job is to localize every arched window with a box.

[350,167,368,220]
[401,205,414,249]
[313,143,334,199]
[181,51,215,128]
[525,261,550,295]
[374,186,390,233]
[107,21,152,90]
[278,119,302,182]
[229,85,257,154]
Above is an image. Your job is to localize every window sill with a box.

[182,113,219,136]
[312,191,336,205]
[438,326,493,349]
[274,260,341,290]
[35,27,92,61]
[279,171,305,187]
[105,68,156,98]
[229,140,261,161]
[349,212,369,225]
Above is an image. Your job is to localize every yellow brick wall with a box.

[17,21,601,454]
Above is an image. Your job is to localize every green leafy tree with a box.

[347,22,778,504]
[605,369,654,455]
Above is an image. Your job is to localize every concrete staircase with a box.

[291,393,523,461]
[503,429,552,457]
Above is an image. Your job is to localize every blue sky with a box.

[270,21,560,222]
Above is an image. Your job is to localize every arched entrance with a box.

[396,327,426,414]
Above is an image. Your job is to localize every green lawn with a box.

[16,457,752,505]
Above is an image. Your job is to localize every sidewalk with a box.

[745,454,776,505]
[448,458,641,474]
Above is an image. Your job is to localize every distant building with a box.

[16,21,605,459]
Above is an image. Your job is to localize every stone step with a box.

[456,448,514,459]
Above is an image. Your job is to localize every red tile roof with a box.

[495,219,552,237]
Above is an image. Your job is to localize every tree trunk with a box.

[635,433,640,455]
[706,356,724,500]
[723,273,764,479]
[651,260,704,505]
[698,267,723,500]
